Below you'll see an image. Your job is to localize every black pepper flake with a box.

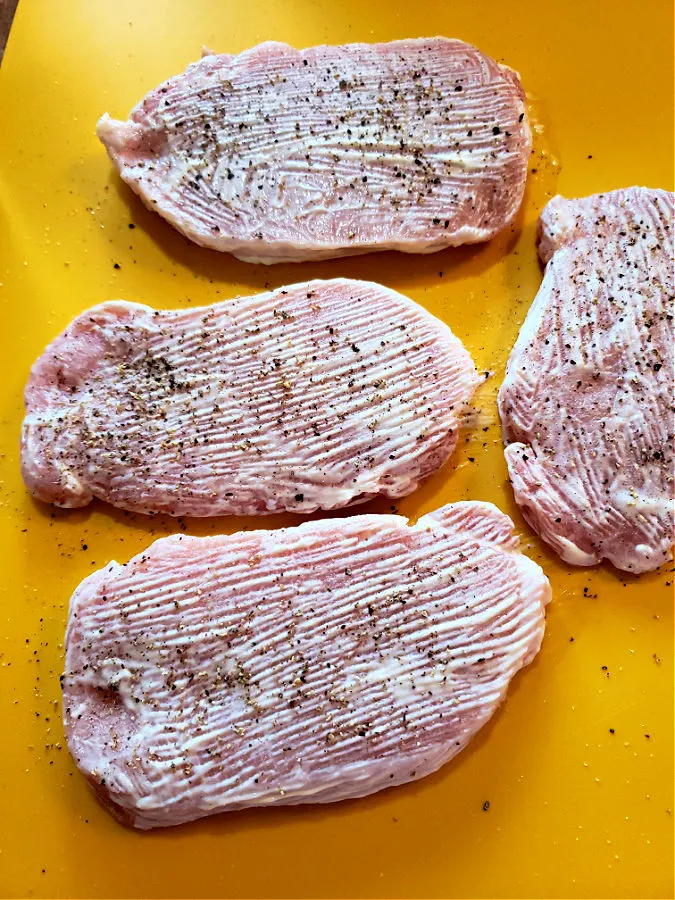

[482,800,490,811]
[294,493,304,502]
[113,263,121,270]
[492,126,501,135]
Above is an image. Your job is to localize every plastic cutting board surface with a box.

[0,1,672,897]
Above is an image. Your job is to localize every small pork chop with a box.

[62,501,549,829]
[21,278,479,516]
[498,187,674,573]
[97,38,531,264]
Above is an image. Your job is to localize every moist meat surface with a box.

[21,278,479,516]
[97,38,531,263]
[62,501,550,829]
[498,187,674,573]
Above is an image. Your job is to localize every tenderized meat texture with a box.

[21,278,480,516]
[498,187,674,573]
[62,501,549,829]
[97,38,531,264]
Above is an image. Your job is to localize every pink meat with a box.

[21,278,480,516]
[97,38,531,264]
[62,501,549,829]
[498,187,674,573]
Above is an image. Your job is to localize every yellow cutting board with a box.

[0,1,672,897]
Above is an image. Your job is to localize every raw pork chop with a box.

[498,187,674,573]
[97,38,531,264]
[62,501,549,829]
[21,278,479,516]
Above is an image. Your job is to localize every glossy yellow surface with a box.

[0,1,673,897]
